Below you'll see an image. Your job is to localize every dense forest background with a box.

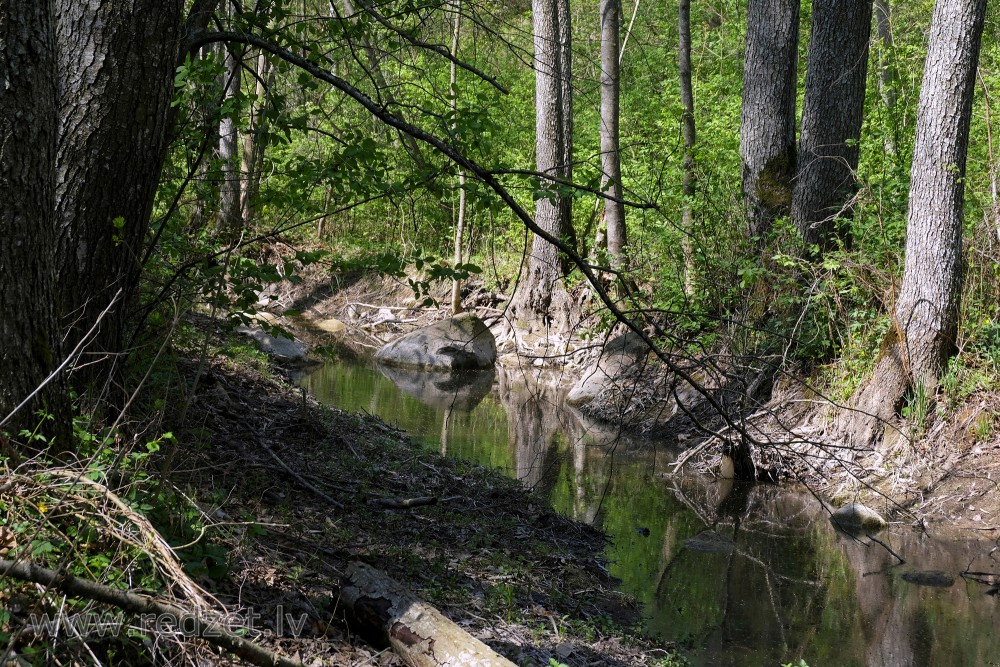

[2,0,1000,664]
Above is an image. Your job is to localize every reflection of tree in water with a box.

[651,481,842,666]
[496,367,576,491]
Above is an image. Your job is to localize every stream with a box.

[299,360,1000,667]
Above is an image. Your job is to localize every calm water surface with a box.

[300,360,1000,667]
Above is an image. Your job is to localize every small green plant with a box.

[973,412,994,441]
[902,381,932,438]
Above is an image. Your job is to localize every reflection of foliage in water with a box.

[304,361,1000,667]
[302,361,512,471]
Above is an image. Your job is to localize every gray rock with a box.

[830,502,887,533]
[566,332,651,407]
[238,326,308,361]
[375,314,497,371]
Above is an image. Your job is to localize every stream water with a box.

[299,360,1000,667]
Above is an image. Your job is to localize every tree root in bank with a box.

[0,557,305,667]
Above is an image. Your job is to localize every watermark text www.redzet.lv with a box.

[27,606,310,639]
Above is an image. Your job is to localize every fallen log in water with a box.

[340,561,516,667]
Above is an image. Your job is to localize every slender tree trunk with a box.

[53,1,185,372]
[844,0,986,446]
[600,0,626,268]
[740,0,799,239]
[0,1,71,444]
[678,0,696,295]
[874,0,899,155]
[218,40,243,242]
[557,0,575,266]
[241,51,275,228]
[337,0,427,170]
[792,0,872,250]
[450,0,467,315]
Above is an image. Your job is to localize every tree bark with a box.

[450,1,467,315]
[340,562,517,667]
[740,0,799,239]
[792,0,872,250]
[556,0,575,265]
[874,0,899,155]
[53,1,185,373]
[844,0,986,446]
[600,0,627,268]
[218,39,243,243]
[515,0,575,330]
[0,1,71,443]
[678,0,696,294]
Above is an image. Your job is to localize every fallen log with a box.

[340,561,516,667]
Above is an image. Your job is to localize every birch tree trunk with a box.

[218,39,243,242]
[740,0,799,239]
[450,0,467,315]
[843,0,986,447]
[792,0,872,250]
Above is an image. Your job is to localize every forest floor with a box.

[163,330,677,666]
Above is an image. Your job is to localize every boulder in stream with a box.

[375,314,497,371]
[566,332,651,407]
[830,502,887,534]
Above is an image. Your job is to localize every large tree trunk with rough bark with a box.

[842,0,986,447]
[53,1,186,377]
[792,0,872,251]
[599,0,627,268]
[740,0,799,239]
[0,2,71,444]
[514,0,574,331]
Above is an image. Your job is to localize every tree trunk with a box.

[241,51,275,229]
[340,562,517,667]
[600,0,627,268]
[514,0,574,330]
[218,39,243,243]
[874,0,899,155]
[450,0,467,315]
[678,0,696,295]
[0,2,71,444]
[792,0,872,250]
[740,0,799,239]
[53,1,185,374]
[557,0,575,266]
[844,0,986,446]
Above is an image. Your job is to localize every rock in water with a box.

[830,502,887,533]
[375,314,497,371]
[566,332,650,407]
